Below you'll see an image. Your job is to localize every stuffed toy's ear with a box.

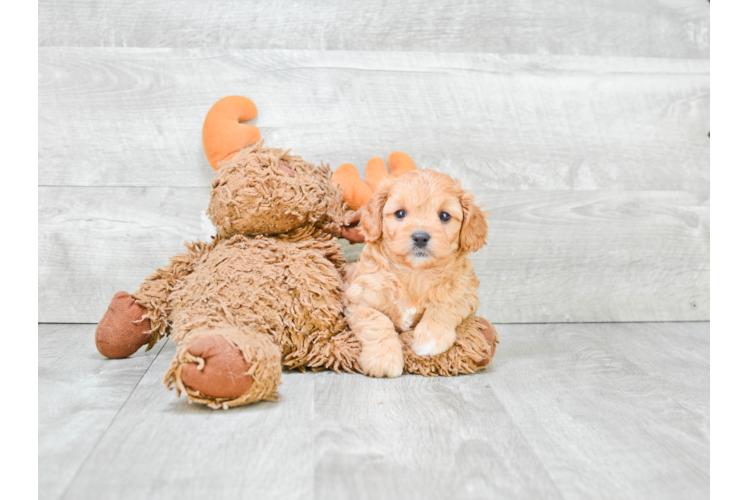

[203,96,262,170]
[459,191,489,253]
[331,152,417,211]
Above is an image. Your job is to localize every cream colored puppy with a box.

[344,169,488,378]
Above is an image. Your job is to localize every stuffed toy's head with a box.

[207,143,345,237]
[202,96,345,238]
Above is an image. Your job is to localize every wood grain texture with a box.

[472,190,709,322]
[38,324,163,500]
[39,187,708,324]
[39,187,211,324]
[339,239,365,263]
[38,0,710,59]
[40,322,709,500]
[486,322,709,499]
[39,48,709,191]
[314,371,562,500]
[59,338,315,500]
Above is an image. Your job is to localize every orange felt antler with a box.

[202,96,262,170]
[331,152,417,211]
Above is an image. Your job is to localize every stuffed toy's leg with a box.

[304,328,362,374]
[95,292,157,359]
[163,326,282,409]
[95,242,212,359]
[400,316,499,376]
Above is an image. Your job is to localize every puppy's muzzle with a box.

[411,232,431,249]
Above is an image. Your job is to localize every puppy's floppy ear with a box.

[459,191,488,253]
[360,179,392,242]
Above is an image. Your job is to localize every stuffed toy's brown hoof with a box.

[95,292,152,359]
[164,327,282,409]
[341,210,365,244]
[179,334,255,399]
[474,319,498,367]
[401,316,499,376]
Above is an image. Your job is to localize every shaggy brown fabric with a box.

[95,292,153,359]
[400,316,499,376]
[98,143,498,409]
[131,240,213,351]
[130,228,360,407]
[117,145,358,408]
[208,142,344,238]
[164,327,281,409]
[158,234,357,372]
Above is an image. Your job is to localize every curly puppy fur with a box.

[344,169,489,378]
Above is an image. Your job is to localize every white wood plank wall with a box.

[38,1,710,323]
[39,0,709,58]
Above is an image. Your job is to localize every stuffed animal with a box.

[95,96,498,409]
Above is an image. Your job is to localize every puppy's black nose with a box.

[411,232,430,248]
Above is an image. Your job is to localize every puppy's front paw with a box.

[359,337,404,378]
[411,321,457,356]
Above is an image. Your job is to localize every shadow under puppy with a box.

[345,169,490,378]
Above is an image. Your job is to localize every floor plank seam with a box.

[56,339,169,500]
[485,380,567,500]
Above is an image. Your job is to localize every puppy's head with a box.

[360,169,488,268]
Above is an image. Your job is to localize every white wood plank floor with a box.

[39,322,709,500]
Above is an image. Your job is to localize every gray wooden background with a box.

[39,1,710,324]
[38,3,710,500]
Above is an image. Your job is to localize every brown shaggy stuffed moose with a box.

[95,96,498,409]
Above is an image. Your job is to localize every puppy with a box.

[344,169,488,378]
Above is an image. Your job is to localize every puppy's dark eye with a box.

[395,209,406,219]
[439,211,451,222]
